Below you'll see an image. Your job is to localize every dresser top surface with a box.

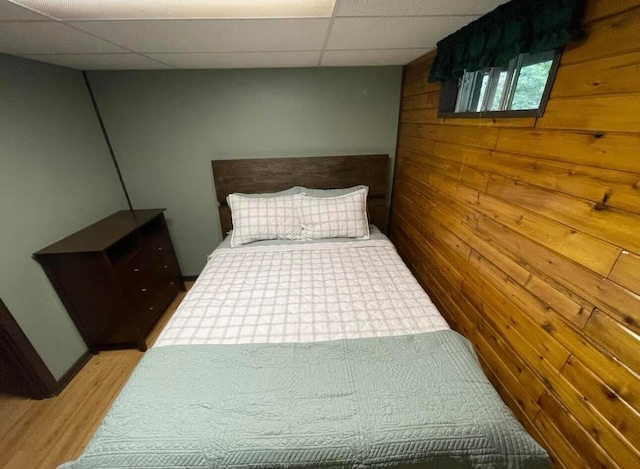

[34,209,166,255]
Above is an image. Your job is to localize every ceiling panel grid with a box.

[0,0,508,69]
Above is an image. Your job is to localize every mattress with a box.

[155,234,450,347]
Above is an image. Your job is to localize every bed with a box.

[61,155,549,469]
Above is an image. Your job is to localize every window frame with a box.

[437,49,563,119]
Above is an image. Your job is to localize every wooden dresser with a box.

[34,209,184,352]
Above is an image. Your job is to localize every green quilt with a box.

[61,331,549,468]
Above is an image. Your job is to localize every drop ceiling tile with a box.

[24,53,172,70]
[322,48,430,66]
[326,16,476,50]
[0,21,128,54]
[147,51,321,69]
[73,19,331,53]
[11,0,336,20]
[336,0,509,17]
[0,0,49,20]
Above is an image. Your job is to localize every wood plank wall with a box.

[389,1,640,467]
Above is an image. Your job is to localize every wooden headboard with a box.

[211,154,389,235]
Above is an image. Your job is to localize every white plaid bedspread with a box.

[154,239,450,347]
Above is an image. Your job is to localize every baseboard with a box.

[54,349,93,395]
[182,275,198,282]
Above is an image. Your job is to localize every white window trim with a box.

[438,48,561,119]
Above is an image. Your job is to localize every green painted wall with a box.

[0,54,128,379]
[88,67,402,276]
[0,62,401,379]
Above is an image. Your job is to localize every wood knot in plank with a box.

[603,385,618,401]
[593,193,610,211]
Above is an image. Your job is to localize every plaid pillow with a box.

[228,193,303,247]
[300,185,366,198]
[298,187,370,240]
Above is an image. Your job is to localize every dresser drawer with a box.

[135,273,182,334]
[114,249,148,294]
[123,251,180,307]
[115,235,177,290]
[146,233,172,259]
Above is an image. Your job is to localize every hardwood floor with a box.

[0,285,190,469]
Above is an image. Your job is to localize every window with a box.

[438,49,561,118]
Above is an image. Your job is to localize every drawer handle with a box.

[133,268,140,272]
[158,247,163,251]
[141,288,147,292]
[164,265,169,269]
[169,281,174,286]
[149,306,154,311]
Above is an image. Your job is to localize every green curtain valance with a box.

[428,0,586,83]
